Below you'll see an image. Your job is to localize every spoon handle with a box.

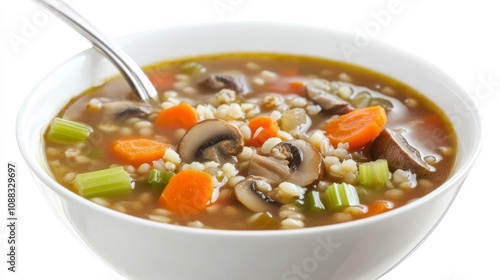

[32,0,158,104]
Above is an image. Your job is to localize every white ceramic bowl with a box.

[17,22,482,280]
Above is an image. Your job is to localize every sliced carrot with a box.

[365,200,394,217]
[148,71,174,90]
[282,68,298,77]
[158,169,214,215]
[288,80,305,94]
[112,138,170,166]
[325,106,387,150]
[247,116,279,147]
[155,103,198,132]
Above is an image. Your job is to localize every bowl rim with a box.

[16,21,483,237]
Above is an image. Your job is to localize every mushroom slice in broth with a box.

[234,176,277,213]
[248,140,324,187]
[371,128,434,174]
[177,119,244,164]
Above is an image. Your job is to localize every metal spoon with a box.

[32,0,158,105]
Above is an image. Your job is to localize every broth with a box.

[44,53,457,230]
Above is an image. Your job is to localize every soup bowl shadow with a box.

[17,22,482,280]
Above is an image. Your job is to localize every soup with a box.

[44,53,457,230]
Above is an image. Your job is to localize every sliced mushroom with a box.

[101,100,152,120]
[234,176,277,213]
[247,154,291,185]
[305,80,354,114]
[199,74,250,95]
[177,119,244,164]
[371,128,434,174]
[248,139,324,187]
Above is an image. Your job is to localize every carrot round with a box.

[365,200,394,217]
[247,116,279,147]
[155,103,198,132]
[288,80,305,94]
[325,106,387,150]
[158,169,214,215]
[112,138,170,166]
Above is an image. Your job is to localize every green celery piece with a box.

[148,169,174,187]
[73,166,134,198]
[306,190,326,212]
[180,62,206,76]
[322,183,360,210]
[47,117,92,144]
[359,159,390,189]
[250,212,277,229]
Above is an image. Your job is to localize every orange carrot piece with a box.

[112,138,170,166]
[158,169,214,215]
[247,116,279,147]
[155,103,198,132]
[365,200,394,217]
[148,71,174,90]
[282,68,298,77]
[288,81,305,94]
[325,106,387,150]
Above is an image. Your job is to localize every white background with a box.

[1,0,499,279]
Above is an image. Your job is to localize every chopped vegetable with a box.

[288,81,305,94]
[359,159,390,189]
[350,91,372,108]
[280,108,308,134]
[321,182,360,210]
[249,212,278,229]
[325,105,387,150]
[72,166,134,198]
[148,169,174,187]
[247,116,279,147]
[158,169,214,215]
[112,138,170,166]
[46,117,91,144]
[365,200,394,217]
[369,97,393,111]
[155,103,198,132]
[181,62,207,76]
[148,71,174,90]
[306,190,326,212]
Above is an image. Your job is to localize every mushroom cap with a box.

[234,176,277,213]
[248,139,324,187]
[177,119,244,164]
[199,73,250,95]
[273,140,324,187]
[371,128,434,174]
[305,80,354,114]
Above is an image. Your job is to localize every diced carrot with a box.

[325,106,387,150]
[112,138,170,166]
[158,169,214,215]
[155,103,198,132]
[247,116,279,147]
[288,81,305,94]
[365,200,394,217]
[148,71,174,90]
[282,68,298,77]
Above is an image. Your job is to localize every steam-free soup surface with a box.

[44,53,457,230]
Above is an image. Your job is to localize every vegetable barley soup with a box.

[44,53,457,230]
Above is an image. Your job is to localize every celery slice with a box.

[321,183,360,210]
[72,166,134,198]
[181,62,206,76]
[359,159,390,189]
[249,212,277,229]
[306,190,326,212]
[47,117,92,144]
[148,169,174,187]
